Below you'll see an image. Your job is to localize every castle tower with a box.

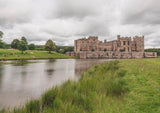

[133,36,144,52]
[74,40,77,52]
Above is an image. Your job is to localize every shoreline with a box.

[1,58,160,112]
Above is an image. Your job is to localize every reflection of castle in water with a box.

[74,59,113,77]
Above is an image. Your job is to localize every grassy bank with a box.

[1,59,160,113]
[0,49,74,60]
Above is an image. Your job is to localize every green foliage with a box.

[17,40,28,54]
[21,36,28,44]
[0,40,5,48]
[35,45,43,50]
[120,49,125,52]
[11,39,20,49]
[28,44,36,50]
[0,31,5,48]
[91,49,94,52]
[55,46,64,52]
[145,48,160,56]
[56,46,74,53]
[104,48,107,51]
[5,44,11,49]
[58,49,65,54]
[0,31,3,38]
[64,46,74,53]
[44,40,56,53]
[42,87,58,107]
[25,100,40,113]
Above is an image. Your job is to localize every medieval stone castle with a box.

[74,35,144,52]
[66,35,157,59]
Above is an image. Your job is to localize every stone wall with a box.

[66,51,157,59]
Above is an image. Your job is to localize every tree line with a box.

[0,30,74,54]
[145,48,160,56]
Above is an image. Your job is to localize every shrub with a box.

[120,49,125,52]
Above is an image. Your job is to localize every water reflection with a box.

[8,60,37,66]
[0,63,4,89]
[45,59,55,76]
[0,59,113,109]
[75,59,113,77]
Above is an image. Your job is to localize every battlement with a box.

[117,35,131,40]
[133,36,144,40]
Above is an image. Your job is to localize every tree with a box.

[0,40,5,48]
[11,39,19,49]
[44,40,56,53]
[28,44,35,50]
[0,31,5,48]
[64,46,74,53]
[17,40,28,54]
[21,36,28,44]
[0,31,3,38]
[59,49,65,54]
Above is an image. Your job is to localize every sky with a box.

[0,0,160,48]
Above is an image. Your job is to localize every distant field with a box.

[1,58,160,113]
[0,49,74,60]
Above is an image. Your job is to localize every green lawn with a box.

[0,49,73,60]
[1,59,160,113]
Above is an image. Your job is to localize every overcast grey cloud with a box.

[0,0,160,48]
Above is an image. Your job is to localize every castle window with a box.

[128,41,130,45]
[123,41,126,45]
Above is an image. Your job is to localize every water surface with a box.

[0,59,113,109]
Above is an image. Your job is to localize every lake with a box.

[0,59,113,109]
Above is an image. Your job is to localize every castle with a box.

[66,35,157,59]
[74,35,144,52]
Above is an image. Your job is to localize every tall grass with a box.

[1,59,160,113]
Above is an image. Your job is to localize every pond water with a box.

[0,59,113,109]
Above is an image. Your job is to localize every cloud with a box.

[122,0,160,25]
[52,0,106,19]
[0,0,159,48]
[0,0,34,28]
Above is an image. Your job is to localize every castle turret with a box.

[117,35,120,40]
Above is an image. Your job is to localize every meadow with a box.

[0,49,73,60]
[1,58,160,113]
